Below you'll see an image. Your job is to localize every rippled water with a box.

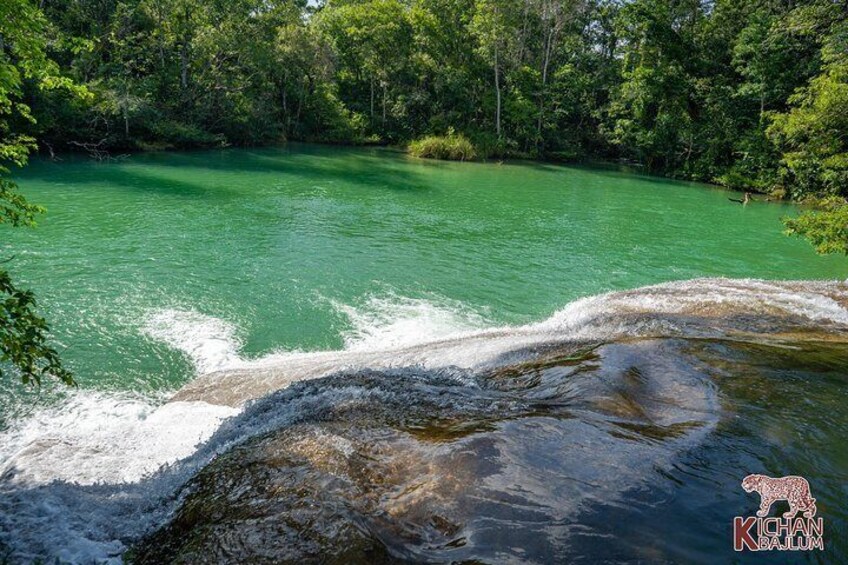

[133,337,848,564]
[3,145,846,403]
[1,145,847,563]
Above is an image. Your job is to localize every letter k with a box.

[734,517,758,551]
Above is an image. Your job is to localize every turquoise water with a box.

[3,144,845,401]
[2,144,847,563]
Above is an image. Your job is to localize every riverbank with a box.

[34,137,744,193]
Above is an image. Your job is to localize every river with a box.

[0,144,846,563]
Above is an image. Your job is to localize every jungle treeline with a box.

[7,0,848,251]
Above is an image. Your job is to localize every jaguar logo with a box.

[741,474,817,519]
[734,473,824,552]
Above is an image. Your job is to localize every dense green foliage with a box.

[20,0,842,163]
[0,270,74,385]
[4,0,848,254]
[1,0,79,384]
[784,197,848,255]
[408,129,477,160]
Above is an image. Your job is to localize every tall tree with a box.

[471,0,523,139]
[316,0,414,135]
[606,0,703,172]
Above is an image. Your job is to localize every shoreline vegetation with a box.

[407,129,477,162]
[3,0,843,254]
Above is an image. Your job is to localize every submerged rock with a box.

[132,328,848,563]
[5,279,848,563]
[132,339,724,563]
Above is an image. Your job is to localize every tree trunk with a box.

[382,82,387,125]
[518,0,531,62]
[281,75,289,136]
[180,44,189,89]
[537,27,555,149]
[494,47,502,139]
[370,77,375,123]
[296,78,306,127]
[179,4,191,90]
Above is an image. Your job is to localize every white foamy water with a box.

[1,279,847,562]
[0,393,238,485]
[0,392,238,563]
[141,295,491,377]
[535,278,848,334]
[333,294,490,351]
[167,278,848,407]
[146,279,848,403]
[144,309,244,374]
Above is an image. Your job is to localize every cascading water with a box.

[1,279,847,563]
[4,146,848,562]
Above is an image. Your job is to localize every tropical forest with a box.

[1,0,848,562]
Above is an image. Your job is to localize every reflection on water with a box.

[133,337,847,564]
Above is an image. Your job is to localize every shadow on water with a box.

[18,142,730,206]
[3,335,846,563]
[18,146,434,199]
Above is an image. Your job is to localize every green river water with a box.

[3,144,846,399]
[1,144,847,563]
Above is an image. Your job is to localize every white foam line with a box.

[332,293,490,352]
[144,308,243,374]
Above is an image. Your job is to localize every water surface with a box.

[1,145,847,563]
[2,144,845,401]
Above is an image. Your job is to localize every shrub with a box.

[715,169,768,193]
[784,196,848,255]
[408,128,477,161]
[147,119,227,149]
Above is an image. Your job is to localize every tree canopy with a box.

[23,1,846,172]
